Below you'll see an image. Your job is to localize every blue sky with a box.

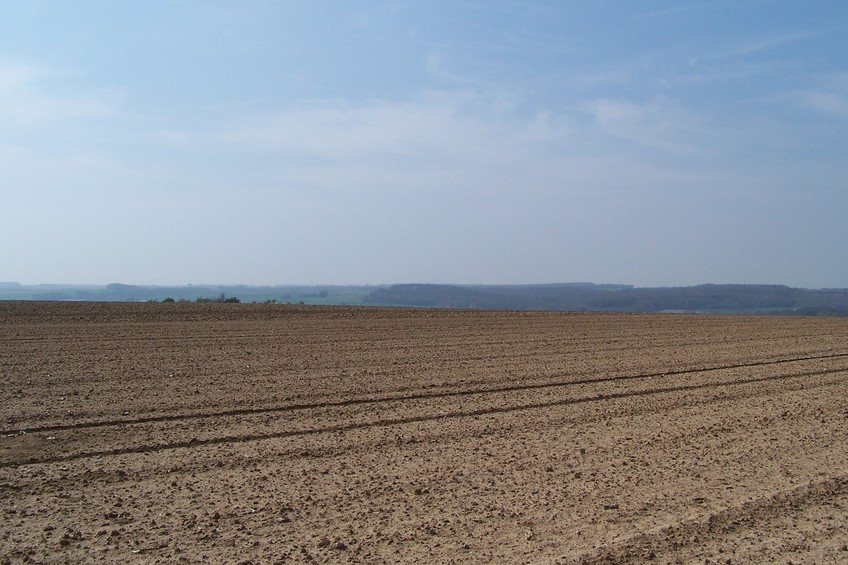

[2,1,846,287]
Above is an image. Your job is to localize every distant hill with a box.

[2,282,847,315]
[364,283,848,315]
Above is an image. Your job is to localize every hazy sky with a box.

[2,1,846,288]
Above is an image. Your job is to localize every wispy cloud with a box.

[795,73,848,118]
[0,61,121,127]
[727,31,816,58]
[216,97,466,160]
[663,57,801,87]
[209,92,563,167]
[635,3,713,19]
[797,90,848,117]
[582,96,702,154]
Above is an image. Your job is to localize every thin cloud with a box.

[0,62,47,90]
[211,92,558,166]
[713,30,817,60]
[0,61,120,127]
[794,72,848,118]
[216,98,464,160]
[635,3,713,19]
[582,96,703,154]
[664,58,802,86]
[797,90,848,117]
[733,31,816,57]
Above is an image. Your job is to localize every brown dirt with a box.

[1,301,847,564]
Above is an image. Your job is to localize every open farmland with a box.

[2,302,848,564]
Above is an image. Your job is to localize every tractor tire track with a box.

[3,364,844,469]
[4,351,846,437]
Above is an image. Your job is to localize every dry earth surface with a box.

[2,301,848,564]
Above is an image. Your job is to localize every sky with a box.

[1,1,847,288]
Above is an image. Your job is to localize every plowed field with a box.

[2,302,848,564]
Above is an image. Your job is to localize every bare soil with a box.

[2,302,848,564]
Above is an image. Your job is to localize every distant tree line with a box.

[195,293,241,303]
[364,283,848,315]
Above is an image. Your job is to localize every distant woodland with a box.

[364,283,848,315]
[1,282,847,315]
